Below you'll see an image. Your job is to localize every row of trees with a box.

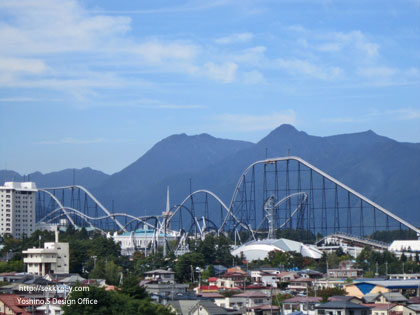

[62,274,174,315]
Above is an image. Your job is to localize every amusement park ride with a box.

[35,156,420,255]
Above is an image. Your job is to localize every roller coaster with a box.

[36,156,420,253]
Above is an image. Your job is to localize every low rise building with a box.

[250,269,281,287]
[22,231,69,276]
[110,228,177,256]
[345,280,420,298]
[282,296,322,315]
[288,277,313,292]
[144,269,176,284]
[0,294,36,315]
[217,267,249,290]
[315,300,370,315]
[214,291,271,311]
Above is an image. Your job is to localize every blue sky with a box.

[0,0,419,175]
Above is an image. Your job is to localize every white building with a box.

[214,291,271,310]
[110,228,177,256]
[23,231,69,276]
[231,238,323,262]
[0,181,37,238]
[389,240,420,258]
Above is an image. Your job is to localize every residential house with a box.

[250,269,280,287]
[142,269,188,304]
[277,271,299,282]
[217,267,249,290]
[214,291,271,311]
[315,300,370,315]
[190,300,243,315]
[144,269,175,284]
[288,277,313,292]
[0,294,36,315]
[299,269,324,280]
[327,260,363,279]
[168,299,244,315]
[362,292,408,305]
[282,296,322,315]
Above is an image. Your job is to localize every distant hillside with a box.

[0,168,109,189]
[90,133,254,213]
[2,125,419,225]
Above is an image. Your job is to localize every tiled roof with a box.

[0,294,35,315]
[316,301,371,310]
[234,291,268,298]
[283,296,322,303]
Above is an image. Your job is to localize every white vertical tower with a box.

[163,186,170,257]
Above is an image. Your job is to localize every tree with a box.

[120,273,147,300]
[89,259,106,280]
[104,260,123,285]
[201,264,215,280]
[266,250,291,268]
[62,285,174,315]
[175,252,205,282]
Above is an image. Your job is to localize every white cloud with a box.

[0,57,48,74]
[215,32,254,45]
[291,27,380,59]
[216,111,296,132]
[0,0,131,55]
[275,58,342,80]
[204,62,238,83]
[230,46,266,65]
[333,31,379,58]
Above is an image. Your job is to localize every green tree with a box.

[104,260,123,285]
[175,252,205,282]
[62,286,174,315]
[120,273,147,299]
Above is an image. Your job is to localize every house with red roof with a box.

[217,267,249,290]
[0,294,38,315]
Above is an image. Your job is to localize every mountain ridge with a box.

[1,125,419,225]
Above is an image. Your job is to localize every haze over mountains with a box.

[1,125,419,225]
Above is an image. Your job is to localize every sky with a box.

[0,0,419,175]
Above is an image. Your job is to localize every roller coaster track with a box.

[39,206,158,231]
[168,189,253,233]
[219,156,420,235]
[39,185,126,231]
[256,192,308,234]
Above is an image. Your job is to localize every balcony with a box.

[24,257,57,263]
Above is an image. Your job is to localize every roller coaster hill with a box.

[35,156,420,254]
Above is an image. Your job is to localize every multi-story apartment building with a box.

[0,182,37,238]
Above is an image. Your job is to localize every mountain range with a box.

[1,124,419,225]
